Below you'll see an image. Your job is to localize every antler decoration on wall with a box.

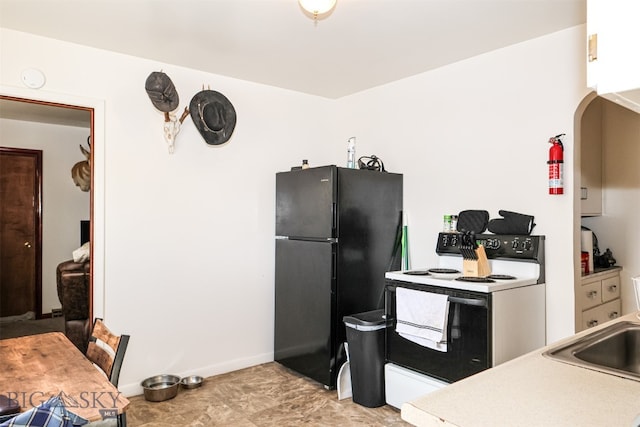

[163,108,190,154]
[71,136,91,192]
[145,71,189,154]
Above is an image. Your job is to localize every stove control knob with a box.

[523,240,532,251]
[511,240,519,250]
[485,238,500,249]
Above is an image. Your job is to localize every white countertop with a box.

[401,312,640,427]
[580,265,623,281]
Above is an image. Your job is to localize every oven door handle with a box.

[449,296,487,308]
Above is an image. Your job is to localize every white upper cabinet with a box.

[587,0,640,113]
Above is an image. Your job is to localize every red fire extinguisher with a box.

[548,134,565,195]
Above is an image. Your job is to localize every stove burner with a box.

[487,274,517,280]
[403,270,430,276]
[428,268,460,274]
[455,276,496,283]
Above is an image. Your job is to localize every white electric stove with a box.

[384,232,546,409]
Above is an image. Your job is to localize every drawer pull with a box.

[607,285,617,292]
[609,311,619,319]
[587,320,599,327]
[587,290,599,299]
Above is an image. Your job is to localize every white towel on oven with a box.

[395,287,450,352]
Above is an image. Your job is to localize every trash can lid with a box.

[343,309,386,328]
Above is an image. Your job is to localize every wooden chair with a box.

[86,318,130,427]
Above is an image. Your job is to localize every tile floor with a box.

[127,362,409,426]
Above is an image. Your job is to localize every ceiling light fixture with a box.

[298,0,337,21]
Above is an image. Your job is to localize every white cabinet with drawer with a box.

[579,268,621,331]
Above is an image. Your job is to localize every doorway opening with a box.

[0,95,94,337]
[573,92,640,333]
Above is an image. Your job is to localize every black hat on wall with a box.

[145,71,179,113]
[189,90,237,145]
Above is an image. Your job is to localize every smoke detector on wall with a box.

[21,68,46,89]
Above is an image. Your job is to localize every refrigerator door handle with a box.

[332,250,337,280]
[332,202,337,234]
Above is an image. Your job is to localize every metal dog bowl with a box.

[141,374,181,402]
[180,375,204,389]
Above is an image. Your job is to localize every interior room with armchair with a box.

[0,102,91,340]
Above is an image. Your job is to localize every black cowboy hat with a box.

[189,90,236,145]
[145,71,179,113]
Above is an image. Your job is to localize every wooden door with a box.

[0,147,42,318]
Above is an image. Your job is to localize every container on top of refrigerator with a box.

[347,137,356,169]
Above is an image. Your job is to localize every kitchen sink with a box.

[543,320,640,381]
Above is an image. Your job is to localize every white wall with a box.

[1,25,589,396]
[0,118,90,313]
[583,99,640,314]
[335,26,589,344]
[1,28,335,396]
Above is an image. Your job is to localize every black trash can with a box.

[343,309,387,408]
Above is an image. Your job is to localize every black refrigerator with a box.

[274,165,403,389]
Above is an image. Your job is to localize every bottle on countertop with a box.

[302,159,310,169]
[581,252,589,275]
[347,137,356,169]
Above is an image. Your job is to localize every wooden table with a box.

[0,332,129,422]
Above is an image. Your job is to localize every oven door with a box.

[385,280,492,383]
